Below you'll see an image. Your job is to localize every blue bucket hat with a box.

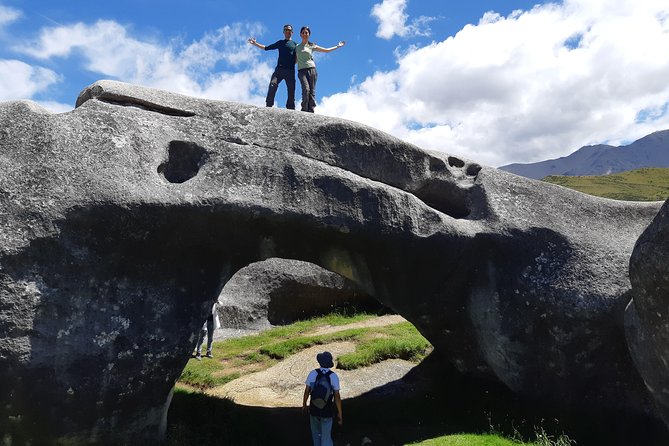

[316,351,334,368]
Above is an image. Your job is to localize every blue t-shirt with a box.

[265,39,297,70]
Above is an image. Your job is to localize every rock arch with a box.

[0,80,664,443]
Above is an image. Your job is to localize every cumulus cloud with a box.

[19,20,273,105]
[0,6,65,107]
[325,0,669,166]
[371,0,433,39]
[0,59,59,101]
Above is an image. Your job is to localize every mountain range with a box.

[499,129,669,179]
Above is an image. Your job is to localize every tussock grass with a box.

[543,167,669,201]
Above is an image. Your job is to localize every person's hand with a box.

[247,37,256,45]
[337,414,343,425]
[338,41,346,48]
[302,404,309,414]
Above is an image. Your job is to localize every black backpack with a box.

[309,369,334,416]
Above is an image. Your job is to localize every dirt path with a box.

[207,314,416,407]
[306,314,406,336]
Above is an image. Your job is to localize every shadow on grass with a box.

[166,353,669,446]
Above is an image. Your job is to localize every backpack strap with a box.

[315,369,332,379]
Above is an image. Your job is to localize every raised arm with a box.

[314,41,346,53]
[247,37,266,50]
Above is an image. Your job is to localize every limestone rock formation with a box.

[626,199,669,427]
[0,80,664,443]
[218,257,381,330]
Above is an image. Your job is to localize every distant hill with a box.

[542,167,669,201]
[500,129,669,179]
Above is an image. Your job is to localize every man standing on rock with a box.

[303,351,343,446]
[248,24,297,110]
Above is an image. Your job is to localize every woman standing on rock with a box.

[296,26,345,113]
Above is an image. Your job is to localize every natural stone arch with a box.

[0,80,666,444]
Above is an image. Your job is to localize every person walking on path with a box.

[194,302,220,360]
[302,351,343,446]
[296,26,345,113]
[248,25,297,109]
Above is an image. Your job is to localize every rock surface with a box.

[218,257,382,330]
[626,199,669,427]
[0,80,664,443]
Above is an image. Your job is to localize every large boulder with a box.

[218,257,381,330]
[0,80,663,443]
[626,199,669,426]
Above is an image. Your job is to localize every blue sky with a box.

[1,0,668,167]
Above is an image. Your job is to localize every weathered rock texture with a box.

[218,258,381,330]
[626,199,669,427]
[0,80,664,443]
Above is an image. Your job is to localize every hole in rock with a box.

[448,156,465,168]
[158,141,208,183]
[414,180,471,219]
[466,163,482,177]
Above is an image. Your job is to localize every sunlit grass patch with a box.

[337,322,431,369]
[406,433,528,445]
[179,312,380,388]
[178,313,430,389]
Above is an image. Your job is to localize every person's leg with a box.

[309,415,322,446]
[298,70,310,112]
[320,416,333,446]
[205,318,214,357]
[265,69,280,107]
[285,68,296,110]
[195,328,205,360]
[307,68,318,113]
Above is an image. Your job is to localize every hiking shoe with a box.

[206,352,213,358]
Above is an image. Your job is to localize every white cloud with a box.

[372,0,408,39]
[324,0,669,167]
[0,59,59,101]
[0,5,21,28]
[371,0,433,40]
[19,20,272,105]
[35,100,74,113]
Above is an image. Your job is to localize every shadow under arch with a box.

[166,351,669,446]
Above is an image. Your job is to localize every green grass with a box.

[337,322,430,369]
[406,431,575,446]
[406,433,528,445]
[178,313,431,389]
[542,167,669,201]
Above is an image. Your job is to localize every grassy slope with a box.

[542,167,669,201]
